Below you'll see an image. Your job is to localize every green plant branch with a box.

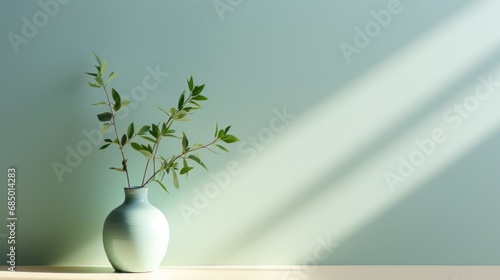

[87,54,238,193]
[141,87,193,186]
[141,122,168,185]
[102,85,131,188]
[141,139,220,187]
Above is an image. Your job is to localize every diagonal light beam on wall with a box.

[179,0,500,264]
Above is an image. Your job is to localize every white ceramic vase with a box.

[103,187,169,272]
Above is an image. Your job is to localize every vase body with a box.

[103,187,169,272]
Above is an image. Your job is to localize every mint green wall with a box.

[2,0,500,266]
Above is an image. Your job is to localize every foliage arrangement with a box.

[85,53,238,192]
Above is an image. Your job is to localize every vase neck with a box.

[123,187,149,204]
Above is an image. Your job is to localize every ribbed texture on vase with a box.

[103,187,169,272]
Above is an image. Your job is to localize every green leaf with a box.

[217,129,225,138]
[85,72,97,77]
[112,88,121,111]
[163,129,175,137]
[138,125,150,135]
[206,146,220,154]
[91,101,108,106]
[130,142,153,159]
[87,81,101,88]
[100,123,111,133]
[100,59,108,76]
[191,95,208,101]
[188,155,207,170]
[157,106,170,116]
[99,143,111,150]
[178,92,185,110]
[109,167,125,172]
[185,106,199,112]
[150,124,159,138]
[180,158,193,175]
[121,159,127,171]
[216,144,229,152]
[112,88,120,102]
[104,138,113,143]
[97,112,112,122]
[192,84,205,95]
[121,100,131,107]
[121,134,127,146]
[138,149,153,159]
[220,134,239,143]
[154,180,169,194]
[224,125,231,134]
[159,158,168,171]
[169,107,176,116]
[140,135,156,143]
[127,123,134,139]
[187,76,194,92]
[182,132,188,152]
[180,166,193,175]
[93,52,102,66]
[173,110,190,121]
[189,100,201,107]
[214,122,219,138]
[172,170,179,189]
[95,75,104,86]
[107,72,118,84]
[161,123,167,135]
[130,142,142,151]
[166,133,179,138]
[174,110,188,119]
[165,158,175,173]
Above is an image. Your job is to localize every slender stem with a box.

[141,158,150,186]
[141,122,171,186]
[141,139,219,187]
[151,131,160,182]
[103,85,131,188]
[141,90,193,187]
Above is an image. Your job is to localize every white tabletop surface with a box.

[0,266,499,280]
